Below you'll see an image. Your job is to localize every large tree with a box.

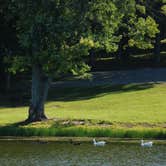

[5,0,123,122]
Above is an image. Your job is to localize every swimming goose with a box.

[93,138,106,146]
[141,139,153,147]
[69,139,81,145]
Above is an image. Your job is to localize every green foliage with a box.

[8,0,92,76]
[138,0,166,27]
[4,55,28,74]
[2,0,161,74]
[161,5,166,15]
[114,0,159,51]
[86,0,122,52]
[129,16,159,49]
[136,4,146,14]
[6,0,124,76]
[161,38,166,43]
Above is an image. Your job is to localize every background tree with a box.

[136,0,166,63]
[115,0,159,61]
[0,0,18,91]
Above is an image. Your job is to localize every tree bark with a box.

[27,65,51,122]
[90,51,95,69]
[116,34,130,62]
[154,33,161,64]
[6,72,11,92]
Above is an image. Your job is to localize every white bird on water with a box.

[93,138,106,146]
[141,139,153,147]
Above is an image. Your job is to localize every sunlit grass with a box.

[0,83,166,125]
[0,83,166,137]
[46,83,166,124]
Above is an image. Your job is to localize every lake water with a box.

[0,141,165,166]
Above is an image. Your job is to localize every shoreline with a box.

[0,136,166,144]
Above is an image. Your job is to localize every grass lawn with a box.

[0,83,166,138]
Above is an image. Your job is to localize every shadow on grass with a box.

[0,92,30,108]
[0,83,155,107]
[48,83,155,102]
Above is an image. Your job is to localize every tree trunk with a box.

[6,72,11,92]
[90,51,95,69]
[116,35,129,62]
[27,65,51,122]
[117,46,129,63]
[116,37,123,61]
[154,33,161,64]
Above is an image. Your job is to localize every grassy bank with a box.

[0,83,166,138]
[0,126,166,139]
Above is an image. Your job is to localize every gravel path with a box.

[52,68,166,87]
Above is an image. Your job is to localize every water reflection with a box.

[0,141,165,166]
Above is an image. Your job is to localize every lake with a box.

[0,141,165,166]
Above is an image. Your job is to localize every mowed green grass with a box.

[0,83,166,126]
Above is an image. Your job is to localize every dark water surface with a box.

[0,141,165,166]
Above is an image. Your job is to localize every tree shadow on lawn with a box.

[0,91,30,108]
[0,82,155,107]
[48,82,155,102]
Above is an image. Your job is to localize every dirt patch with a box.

[29,119,166,129]
[116,122,166,129]
[51,119,114,127]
